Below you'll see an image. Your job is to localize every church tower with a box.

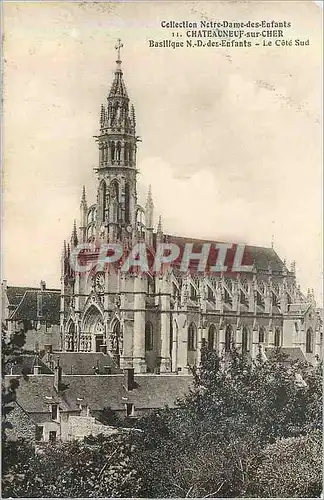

[95,39,138,244]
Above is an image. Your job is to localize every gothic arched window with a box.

[188,323,197,351]
[116,142,121,162]
[259,326,266,344]
[242,326,249,353]
[274,328,281,347]
[111,141,115,162]
[190,285,197,300]
[99,181,106,223]
[124,182,130,224]
[225,324,233,352]
[306,328,313,353]
[124,143,129,165]
[208,324,216,350]
[145,322,153,351]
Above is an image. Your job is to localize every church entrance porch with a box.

[81,306,106,353]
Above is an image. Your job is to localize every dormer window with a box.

[51,404,58,420]
[125,403,135,417]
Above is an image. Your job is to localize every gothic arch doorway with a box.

[82,306,105,352]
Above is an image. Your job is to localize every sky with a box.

[2,1,323,301]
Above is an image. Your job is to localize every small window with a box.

[225,325,233,352]
[274,328,281,347]
[49,430,57,443]
[188,323,197,351]
[242,327,249,353]
[51,404,58,420]
[145,322,153,351]
[208,325,216,350]
[126,403,134,417]
[306,328,313,353]
[35,425,43,442]
[259,327,265,344]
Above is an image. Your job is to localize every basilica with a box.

[60,42,322,374]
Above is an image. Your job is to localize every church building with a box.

[60,42,322,374]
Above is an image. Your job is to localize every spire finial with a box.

[71,220,78,248]
[271,233,275,249]
[81,185,87,205]
[115,38,123,65]
[146,185,153,207]
[157,215,162,233]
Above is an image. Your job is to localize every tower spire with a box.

[80,185,87,206]
[109,39,128,98]
[145,185,153,209]
[71,220,78,248]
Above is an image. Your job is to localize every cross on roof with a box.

[115,39,123,61]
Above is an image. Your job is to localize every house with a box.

[4,364,192,443]
[1,280,61,352]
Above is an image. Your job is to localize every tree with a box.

[131,347,323,497]
[2,321,27,439]
[2,433,141,498]
[253,431,322,498]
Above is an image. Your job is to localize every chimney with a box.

[33,364,41,375]
[54,358,62,392]
[33,355,41,375]
[44,344,53,354]
[40,280,46,291]
[124,368,135,391]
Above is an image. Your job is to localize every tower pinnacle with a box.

[115,38,123,65]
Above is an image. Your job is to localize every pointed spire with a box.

[157,215,162,234]
[109,39,128,98]
[131,104,136,127]
[71,220,78,248]
[62,240,67,259]
[145,185,154,208]
[271,233,275,249]
[100,104,105,126]
[80,185,87,206]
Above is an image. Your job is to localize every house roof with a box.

[42,352,122,375]
[5,374,193,413]
[4,354,53,375]
[161,234,286,275]
[7,287,60,323]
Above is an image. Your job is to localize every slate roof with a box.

[42,352,122,375]
[265,347,307,363]
[160,234,286,275]
[6,287,60,323]
[5,374,193,413]
[4,354,53,375]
